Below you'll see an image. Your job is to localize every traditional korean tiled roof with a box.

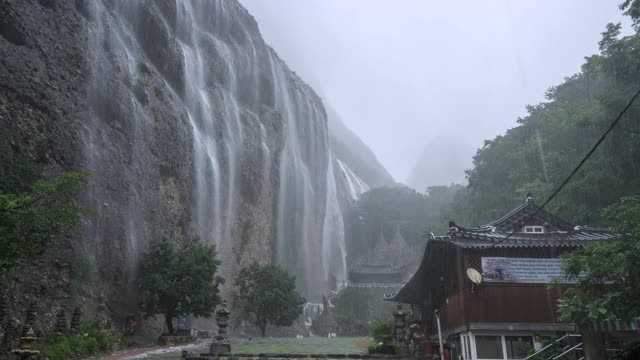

[433,226,618,248]
[440,195,619,248]
[481,195,575,232]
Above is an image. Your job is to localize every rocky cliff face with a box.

[0,0,390,327]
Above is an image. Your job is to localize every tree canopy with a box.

[444,11,640,228]
[234,262,304,337]
[138,237,224,335]
[558,196,640,323]
[347,184,461,257]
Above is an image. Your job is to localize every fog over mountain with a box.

[239,0,629,181]
[405,136,474,192]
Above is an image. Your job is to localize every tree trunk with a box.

[258,320,267,337]
[581,326,607,360]
[166,312,174,335]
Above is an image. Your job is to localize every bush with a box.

[370,318,394,345]
[39,326,123,360]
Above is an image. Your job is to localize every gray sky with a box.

[239,0,629,181]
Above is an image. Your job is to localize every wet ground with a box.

[103,337,370,360]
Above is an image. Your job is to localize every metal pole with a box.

[435,310,444,360]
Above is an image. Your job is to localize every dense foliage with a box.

[333,287,396,336]
[234,262,305,337]
[0,171,89,274]
[39,325,125,360]
[138,237,223,335]
[348,185,461,257]
[370,317,394,344]
[445,11,640,227]
[558,196,640,323]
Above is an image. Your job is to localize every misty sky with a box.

[239,0,629,182]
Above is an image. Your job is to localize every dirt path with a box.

[355,338,371,351]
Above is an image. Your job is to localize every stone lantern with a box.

[208,300,231,355]
[392,304,408,353]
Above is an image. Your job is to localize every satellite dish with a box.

[467,268,483,285]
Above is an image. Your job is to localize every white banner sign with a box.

[481,257,574,284]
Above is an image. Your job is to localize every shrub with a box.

[40,326,123,360]
[370,318,394,345]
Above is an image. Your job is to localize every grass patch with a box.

[230,337,370,354]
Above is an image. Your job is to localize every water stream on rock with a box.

[81,0,357,302]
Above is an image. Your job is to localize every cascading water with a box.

[337,159,370,200]
[78,0,367,308]
[269,48,332,298]
[83,0,157,310]
[322,157,348,288]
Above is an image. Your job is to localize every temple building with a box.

[387,194,622,360]
[349,228,417,285]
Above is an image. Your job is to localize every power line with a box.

[491,86,640,247]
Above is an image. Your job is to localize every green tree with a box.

[558,196,640,322]
[620,0,640,30]
[138,237,224,335]
[0,171,90,274]
[234,262,305,337]
[348,184,461,256]
[449,2,640,228]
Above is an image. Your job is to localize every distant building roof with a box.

[349,227,417,284]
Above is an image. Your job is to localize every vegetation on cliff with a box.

[0,140,90,276]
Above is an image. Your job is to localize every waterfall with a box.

[81,0,169,313]
[322,158,347,287]
[79,0,355,305]
[259,122,272,196]
[336,159,370,200]
[270,47,330,297]
[176,1,250,282]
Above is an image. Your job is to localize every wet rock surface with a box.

[0,0,392,339]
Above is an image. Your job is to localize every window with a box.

[524,226,544,233]
[505,336,534,359]
[475,335,503,359]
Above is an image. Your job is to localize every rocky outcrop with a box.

[0,0,390,335]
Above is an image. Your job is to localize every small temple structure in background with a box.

[387,193,626,360]
[349,227,418,285]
